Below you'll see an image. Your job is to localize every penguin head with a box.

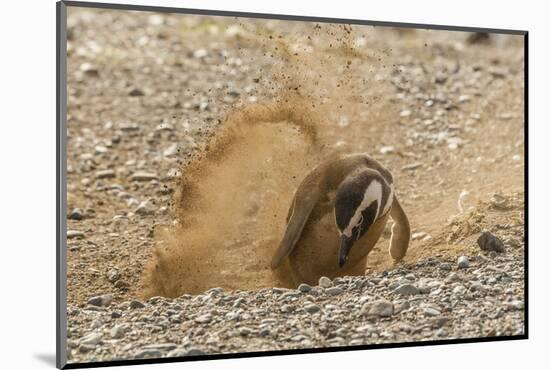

[334,172,384,267]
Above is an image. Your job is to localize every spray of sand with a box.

[142,22,395,298]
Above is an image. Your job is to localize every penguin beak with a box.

[339,234,353,268]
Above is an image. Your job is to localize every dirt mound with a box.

[142,105,321,297]
[141,25,394,298]
[443,191,525,244]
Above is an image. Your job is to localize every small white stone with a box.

[110,325,126,339]
[80,332,102,346]
[412,231,428,240]
[458,95,470,103]
[423,307,441,316]
[135,199,156,216]
[148,14,164,26]
[319,276,332,288]
[193,49,208,58]
[67,230,85,239]
[457,255,470,269]
[130,172,158,182]
[225,25,244,37]
[379,146,395,155]
[163,144,178,157]
[365,299,394,317]
[94,145,108,154]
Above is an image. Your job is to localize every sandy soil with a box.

[65,8,524,306]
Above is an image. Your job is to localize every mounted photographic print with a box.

[56,1,527,368]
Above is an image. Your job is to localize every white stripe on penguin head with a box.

[342,180,382,238]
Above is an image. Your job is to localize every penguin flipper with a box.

[271,188,320,269]
[389,196,411,261]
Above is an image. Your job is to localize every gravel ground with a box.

[67,236,524,363]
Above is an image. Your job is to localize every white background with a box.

[0,0,546,368]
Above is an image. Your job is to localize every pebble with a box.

[163,143,178,157]
[95,145,108,154]
[431,317,450,328]
[239,327,252,336]
[469,281,486,292]
[129,300,146,309]
[142,343,178,351]
[402,163,423,171]
[130,172,159,182]
[477,231,505,253]
[457,256,470,269]
[193,49,208,58]
[79,62,99,76]
[423,307,441,317]
[128,88,144,97]
[189,348,208,356]
[106,268,120,283]
[393,301,410,314]
[111,310,122,318]
[365,299,394,317]
[135,199,156,216]
[279,291,300,300]
[68,208,84,220]
[325,287,344,296]
[67,230,85,239]
[148,14,164,25]
[458,95,470,103]
[447,137,463,150]
[319,276,332,288]
[90,319,102,329]
[80,332,102,346]
[232,298,244,307]
[291,334,309,342]
[114,280,129,289]
[298,283,312,293]
[453,285,467,294]
[78,344,95,353]
[96,169,116,179]
[304,303,321,314]
[195,314,213,323]
[135,349,162,359]
[87,294,113,307]
[118,123,140,132]
[506,300,524,310]
[225,311,240,320]
[434,73,448,84]
[379,146,395,155]
[393,284,420,295]
[110,325,125,339]
[169,347,206,357]
[412,231,428,240]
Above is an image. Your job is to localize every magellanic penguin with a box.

[271,153,411,286]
